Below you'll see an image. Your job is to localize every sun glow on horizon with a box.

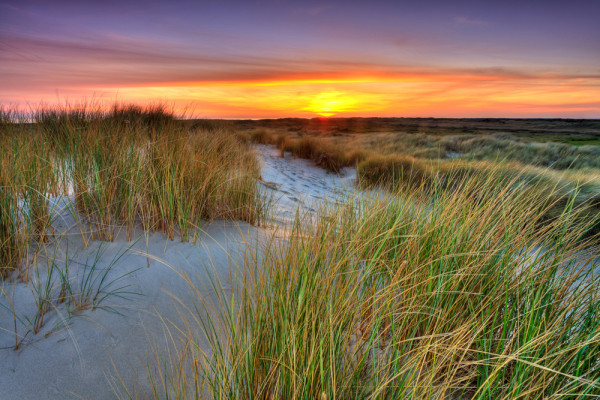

[302,90,360,116]
[6,73,599,119]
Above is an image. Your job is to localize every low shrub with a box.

[249,129,275,145]
[358,154,433,189]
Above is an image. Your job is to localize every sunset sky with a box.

[1,0,599,118]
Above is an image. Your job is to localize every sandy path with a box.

[256,144,357,224]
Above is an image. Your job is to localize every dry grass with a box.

[239,121,600,237]
[0,104,266,279]
[242,130,358,173]
[357,154,433,189]
[139,168,600,399]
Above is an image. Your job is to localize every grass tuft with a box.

[0,104,266,278]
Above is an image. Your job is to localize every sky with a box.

[1,0,599,118]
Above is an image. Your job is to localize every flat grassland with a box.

[231,117,600,169]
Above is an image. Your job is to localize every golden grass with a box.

[139,168,600,399]
[0,104,266,279]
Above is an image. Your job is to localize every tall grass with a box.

[0,184,23,278]
[144,169,600,399]
[0,130,52,279]
[0,115,20,277]
[357,154,433,190]
[0,104,266,279]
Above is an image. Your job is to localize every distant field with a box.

[225,117,600,174]
[225,116,600,170]
[229,117,600,142]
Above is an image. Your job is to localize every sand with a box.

[256,144,357,223]
[0,145,357,399]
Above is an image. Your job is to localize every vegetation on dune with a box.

[381,132,600,170]
[239,120,600,237]
[237,129,354,172]
[3,109,600,396]
[143,170,600,399]
[0,104,266,279]
[0,183,23,278]
[357,154,432,189]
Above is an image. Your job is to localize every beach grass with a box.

[0,104,266,279]
[140,167,600,399]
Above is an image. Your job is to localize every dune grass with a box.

[0,103,267,349]
[241,125,600,237]
[0,237,141,347]
[139,168,599,399]
[0,104,266,279]
[3,109,599,396]
[241,129,357,173]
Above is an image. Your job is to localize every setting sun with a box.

[303,90,359,116]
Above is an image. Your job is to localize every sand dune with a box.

[0,145,353,399]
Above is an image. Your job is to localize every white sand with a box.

[256,144,357,224]
[0,145,357,399]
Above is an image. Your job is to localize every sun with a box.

[303,90,358,117]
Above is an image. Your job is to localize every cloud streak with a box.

[453,16,488,27]
[2,32,598,90]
